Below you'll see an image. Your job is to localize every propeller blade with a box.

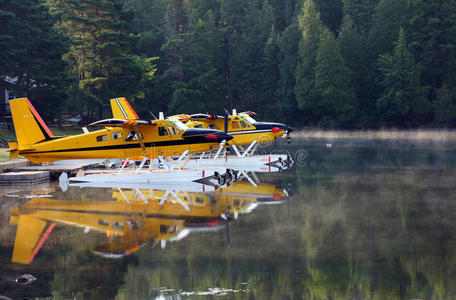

[224,109,228,135]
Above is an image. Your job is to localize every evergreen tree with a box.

[314,27,354,127]
[258,25,281,119]
[434,83,456,126]
[0,0,70,121]
[407,0,456,102]
[369,0,408,59]
[54,0,142,119]
[220,0,276,112]
[295,0,323,124]
[277,21,302,124]
[168,9,225,113]
[342,0,380,35]
[339,15,375,126]
[315,0,344,33]
[377,28,430,126]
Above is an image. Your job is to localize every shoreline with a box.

[292,129,456,141]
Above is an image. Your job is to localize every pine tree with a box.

[369,0,408,59]
[314,27,354,127]
[54,0,141,119]
[168,8,225,113]
[277,21,302,123]
[339,15,375,126]
[259,25,281,119]
[342,0,380,35]
[407,0,456,102]
[434,83,456,126]
[377,28,430,126]
[314,0,344,33]
[0,0,70,121]
[295,0,323,124]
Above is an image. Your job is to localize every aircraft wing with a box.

[89,118,153,127]
[189,114,224,120]
[110,97,139,120]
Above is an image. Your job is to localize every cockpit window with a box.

[243,115,257,124]
[125,131,138,141]
[240,121,249,128]
[158,127,168,136]
[173,120,187,131]
[168,127,180,135]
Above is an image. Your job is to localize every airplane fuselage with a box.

[18,125,227,163]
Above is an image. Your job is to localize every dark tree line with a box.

[1,0,456,128]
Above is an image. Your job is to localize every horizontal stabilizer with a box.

[8,142,18,158]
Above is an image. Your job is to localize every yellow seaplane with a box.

[9,196,229,263]
[109,98,293,152]
[8,98,233,163]
[171,110,293,147]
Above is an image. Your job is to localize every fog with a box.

[293,129,456,141]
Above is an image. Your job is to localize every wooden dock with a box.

[0,170,50,184]
[0,159,104,184]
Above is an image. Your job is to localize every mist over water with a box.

[294,129,456,141]
[1,136,456,299]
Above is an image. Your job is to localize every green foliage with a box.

[434,83,456,126]
[407,0,456,102]
[377,28,431,126]
[369,0,408,59]
[315,0,344,33]
[277,21,302,122]
[295,0,323,123]
[314,28,354,127]
[2,0,456,127]
[342,0,380,35]
[0,0,70,121]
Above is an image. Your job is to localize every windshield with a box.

[243,115,257,124]
[173,120,188,131]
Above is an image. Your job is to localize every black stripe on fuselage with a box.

[228,129,273,135]
[27,207,219,222]
[22,135,218,155]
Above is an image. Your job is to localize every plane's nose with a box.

[255,122,290,132]
[216,132,233,141]
[182,128,233,142]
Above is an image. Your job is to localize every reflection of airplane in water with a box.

[9,198,228,264]
[111,180,288,217]
[9,180,288,264]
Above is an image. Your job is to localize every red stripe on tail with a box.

[26,99,53,137]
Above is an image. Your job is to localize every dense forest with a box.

[1,0,456,128]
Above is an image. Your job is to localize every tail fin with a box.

[110,97,139,120]
[10,98,54,147]
[10,212,55,264]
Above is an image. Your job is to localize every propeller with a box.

[285,109,291,144]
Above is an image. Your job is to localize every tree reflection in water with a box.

[1,139,456,299]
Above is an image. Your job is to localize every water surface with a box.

[1,138,456,299]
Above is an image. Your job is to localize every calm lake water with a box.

[1,137,456,299]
